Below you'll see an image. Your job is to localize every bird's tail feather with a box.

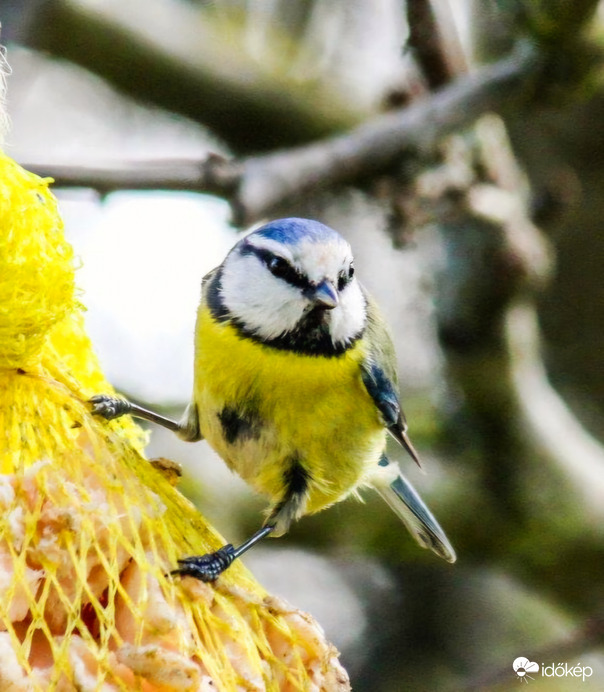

[375,457,456,563]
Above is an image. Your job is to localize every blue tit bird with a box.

[91,217,456,580]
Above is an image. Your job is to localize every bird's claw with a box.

[171,545,236,582]
[89,394,130,420]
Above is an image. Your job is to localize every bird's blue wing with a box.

[361,360,421,466]
[360,289,421,466]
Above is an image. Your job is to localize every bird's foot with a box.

[171,544,236,582]
[89,394,131,420]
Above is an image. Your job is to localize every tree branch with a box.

[406,0,468,89]
[25,155,243,200]
[22,41,538,226]
[430,117,604,615]
[19,0,364,154]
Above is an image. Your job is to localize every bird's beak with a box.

[309,280,339,309]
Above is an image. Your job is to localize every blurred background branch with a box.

[24,40,537,225]
[17,0,365,152]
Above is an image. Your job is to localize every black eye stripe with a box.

[240,242,355,293]
[244,246,311,290]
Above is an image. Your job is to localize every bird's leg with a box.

[90,394,179,430]
[89,394,201,441]
[171,524,276,582]
[171,462,307,581]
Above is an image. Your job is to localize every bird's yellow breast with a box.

[193,306,386,513]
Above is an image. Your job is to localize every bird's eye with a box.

[267,256,290,279]
[263,252,309,289]
[337,264,355,292]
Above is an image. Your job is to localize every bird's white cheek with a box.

[229,289,306,340]
[220,254,307,339]
[329,283,366,345]
[259,298,306,339]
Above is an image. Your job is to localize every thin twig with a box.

[25,155,242,200]
[406,0,467,89]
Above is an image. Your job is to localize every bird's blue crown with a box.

[252,218,340,246]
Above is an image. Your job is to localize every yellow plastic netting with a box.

[0,153,350,691]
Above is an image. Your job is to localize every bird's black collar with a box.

[206,269,363,357]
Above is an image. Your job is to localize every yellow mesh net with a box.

[0,153,350,691]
